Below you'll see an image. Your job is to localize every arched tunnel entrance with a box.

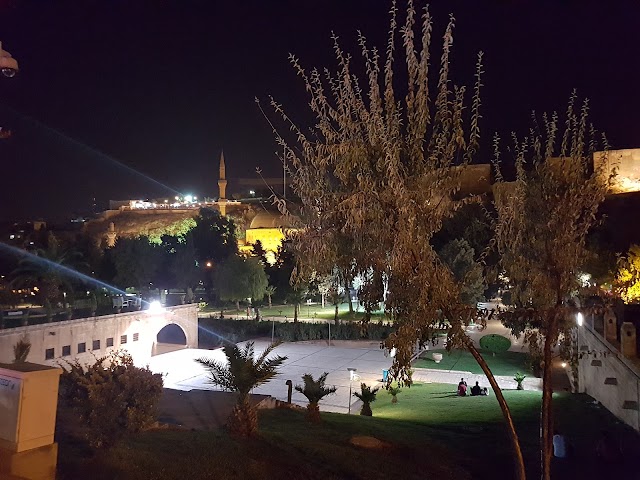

[154,323,187,356]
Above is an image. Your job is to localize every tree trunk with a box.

[236,300,240,311]
[540,313,557,480]
[321,292,325,309]
[466,340,526,480]
[268,294,272,308]
[294,303,298,323]
[228,394,258,437]
[334,303,339,325]
[345,280,353,313]
[307,402,321,423]
[360,402,372,416]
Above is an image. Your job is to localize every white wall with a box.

[577,324,640,431]
[0,304,198,367]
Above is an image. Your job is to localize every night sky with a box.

[0,1,638,222]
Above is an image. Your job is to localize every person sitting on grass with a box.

[470,381,481,396]
[481,387,489,396]
[457,378,468,396]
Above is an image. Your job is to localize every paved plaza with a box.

[149,339,394,414]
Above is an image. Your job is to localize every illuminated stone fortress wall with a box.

[594,148,640,194]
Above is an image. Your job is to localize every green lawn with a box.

[57,383,640,480]
[413,347,532,376]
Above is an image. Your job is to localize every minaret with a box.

[217,150,228,216]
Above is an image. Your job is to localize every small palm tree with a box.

[265,285,276,308]
[195,342,287,437]
[13,337,31,363]
[514,372,526,390]
[354,383,380,416]
[387,384,401,404]
[295,372,337,423]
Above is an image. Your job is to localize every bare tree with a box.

[262,2,527,478]
[492,92,611,480]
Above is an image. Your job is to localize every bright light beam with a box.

[2,242,241,345]
[0,241,131,297]
[0,104,182,195]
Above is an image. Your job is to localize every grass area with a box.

[57,383,640,480]
[204,302,389,322]
[413,347,532,376]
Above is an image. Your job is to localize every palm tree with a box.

[295,372,337,423]
[265,285,276,308]
[10,234,84,321]
[287,287,306,322]
[353,383,379,416]
[195,342,287,437]
[13,337,31,363]
[387,384,401,404]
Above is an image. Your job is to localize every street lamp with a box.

[347,367,358,414]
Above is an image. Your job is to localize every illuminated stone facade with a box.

[240,211,298,263]
[594,148,640,194]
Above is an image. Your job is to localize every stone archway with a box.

[153,323,188,356]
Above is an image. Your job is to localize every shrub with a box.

[59,350,163,449]
[198,318,394,347]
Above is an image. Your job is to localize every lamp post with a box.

[347,367,357,414]
[271,317,275,344]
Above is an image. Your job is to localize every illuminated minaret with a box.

[218,150,227,215]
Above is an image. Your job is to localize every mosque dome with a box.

[249,211,296,229]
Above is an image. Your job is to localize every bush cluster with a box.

[59,350,163,449]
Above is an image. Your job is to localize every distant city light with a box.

[205,261,212,268]
[249,190,255,196]
[185,195,193,202]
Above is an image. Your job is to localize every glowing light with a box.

[561,362,567,368]
[576,312,584,326]
[185,195,193,202]
[147,300,165,315]
[390,347,397,358]
[578,273,592,287]
[205,261,212,268]
[249,190,255,196]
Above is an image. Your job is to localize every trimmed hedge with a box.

[198,318,394,348]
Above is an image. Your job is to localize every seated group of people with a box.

[457,378,488,396]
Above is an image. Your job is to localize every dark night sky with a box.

[0,0,639,222]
